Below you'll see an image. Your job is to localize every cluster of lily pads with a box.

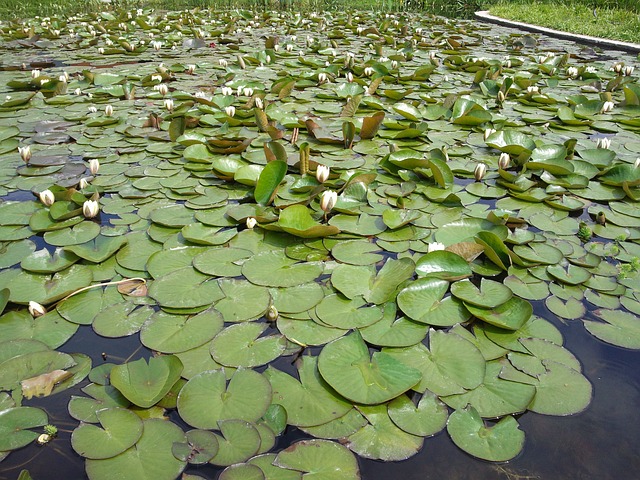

[1,6,640,480]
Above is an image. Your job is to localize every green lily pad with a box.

[264,356,351,427]
[387,391,448,437]
[177,368,271,429]
[140,309,223,353]
[318,330,421,405]
[0,406,48,451]
[583,309,640,349]
[242,251,323,288]
[110,356,183,408]
[415,251,472,281]
[210,322,286,368]
[465,296,533,331]
[72,407,143,459]
[447,406,525,461]
[274,439,360,480]
[85,419,186,480]
[451,278,513,308]
[209,420,262,467]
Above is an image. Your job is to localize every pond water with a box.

[1,8,640,480]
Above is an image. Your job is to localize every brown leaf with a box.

[22,370,73,399]
[117,279,148,297]
[446,242,484,262]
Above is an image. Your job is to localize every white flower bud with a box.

[31,69,41,79]
[391,60,398,70]
[157,84,168,96]
[104,105,113,117]
[526,85,539,94]
[186,64,196,74]
[164,98,174,111]
[316,164,330,183]
[601,101,614,113]
[484,128,496,141]
[567,66,578,78]
[596,137,611,149]
[28,301,47,317]
[318,72,328,84]
[89,159,100,175]
[427,242,446,253]
[246,217,257,229]
[243,87,253,97]
[37,434,51,445]
[18,146,31,163]
[499,152,511,169]
[364,66,374,77]
[221,86,233,96]
[474,163,487,181]
[346,72,353,83]
[320,190,337,213]
[219,59,228,67]
[39,189,55,207]
[83,199,99,218]
[624,66,634,76]
[88,106,97,114]
[266,305,278,321]
[224,106,235,117]
[79,178,89,189]
[98,47,104,55]
[254,97,264,109]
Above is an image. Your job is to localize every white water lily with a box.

[601,101,615,113]
[89,159,100,175]
[484,128,496,141]
[74,88,82,95]
[346,72,354,83]
[164,98,174,111]
[157,84,168,96]
[31,69,41,79]
[427,242,446,253]
[28,301,47,318]
[318,72,328,84]
[224,106,236,117]
[254,97,264,109]
[246,217,257,229]
[220,86,233,96]
[635,158,640,168]
[499,152,511,169]
[39,189,55,207]
[320,190,337,213]
[316,164,330,183]
[186,64,196,74]
[596,137,611,149]
[526,85,539,94]
[88,106,97,114]
[82,199,99,218]
[474,163,487,181]
[243,87,254,96]
[78,178,89,189]
[151,74,162,83]
[151,40,162,51]
[391,60,398,70]
[363,66,374,77]
[625,66,635,76]
[18,145,31,163]
[219,59,228,67]
[567,66,579,78]
[98,47,105,54]
[104,105,113,117]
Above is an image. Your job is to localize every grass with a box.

[486,0,640,44]
[0,0,482,21]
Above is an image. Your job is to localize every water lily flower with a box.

[152,41,162,51]
[89,159,100,175]
[526,85,539,94]
[151,74,162,83]
[635,158,640,168]
[18,146,31,163]
[601,101,614,113]
[363,66,374,77]
[484,128,496,141]
[243,87,254,96]
[98,47,104,55]
[391,60,398,70]
[286,44,293,52]
[39,189,55,207]
[624,66,634,76]
[74,88,82,95]
[265,55,271,64]
[596,137,611,149]
[585,66,597,74]
[427,242,446,253]
[246,217,257,229]
[36,434,51,445]
[104,105,113,117]
[612,63,623,74]
[499,152,511,169]
[254,97,264,109]
[31,69,41,79]
[316,164,330,183]
[164,98,174,112]
[497,91,505,103]
[567,66,579,78]
[224,106,236,117]
[221,86,233,96]
[474,163,487,181]
[186,64,196,74]
[157,84,168,96]
[88,106,97,114]
[78,178,89,189]
[28,301,47,317]
[346,72,354,83]
[219,59,228,67]
[318,72,328,84]
[82,199,99,218]
[320,190,337,213]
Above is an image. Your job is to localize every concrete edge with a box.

[475,10,640,54]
